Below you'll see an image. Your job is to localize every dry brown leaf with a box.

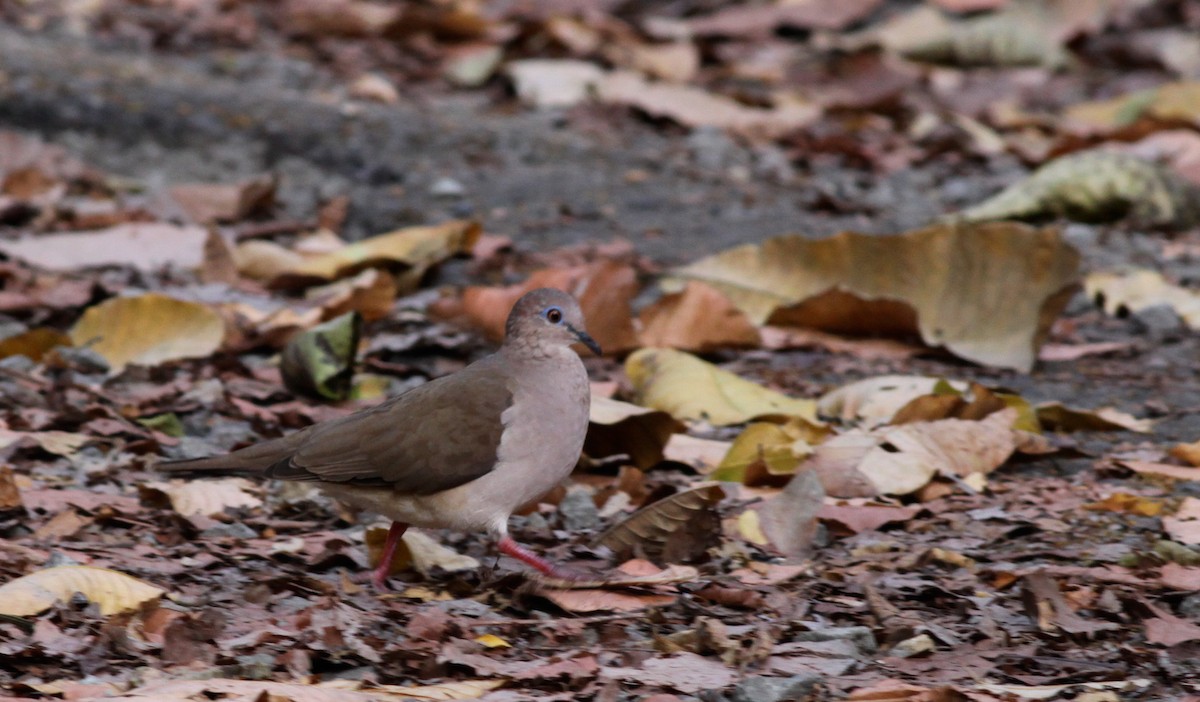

[140,478,262,518]
[1170,441,1200,467]
[448,260,640,354]
[0,222,208,272]
[637,281,760,351]
[1121,460,1200,482]
[1064,82,1200,136]
[306,268,398,322]
[0,466,22,512]
[69,294,226,373]
[1112,130,1200,187]
[817,501,921,534]
[592,483,724,564]
[1164,497,1200,546]
[626,348,818,425]
[759,325,923,360]
[0,565,164,616]
[280,0,402,37]
[1085,269,1200,329]
[538,588,677,614]
[668,222,1079,371]
[756,467,825,558]
[1021,571,1121,637]
[274,220,479,289]
[0,327,71,362]
[168,175,275,225]
[234,239,307,282]
[599,652,736,695]
[687,0,885,36]
[596,71,820,138]
[585,393,684,469]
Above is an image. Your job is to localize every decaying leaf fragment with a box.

[959,151,1200,228]
[669,222,1079,371]
[69,293,226,373]
[280,311,362,401]
[593,483,725,563]
[1085,269,1200,329]
[366,528,480,577]
[637,281,761,351]
[0,565,164,616]
[756,467,826,558]
[585,394,684,469]
[899,1,1070,68]
[626,348,818,426]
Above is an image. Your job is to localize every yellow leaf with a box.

[0,565,164,616]
[711,421,820,485]
[474,634,510,649]
[736,510,769,545]
[626,348,817,426]
[1085,492,1164,517]
[278,220,480,287]
[666,222,1079,371]
[69,294,225,373]
[1085,268,1200,329]
[0,328,71,362]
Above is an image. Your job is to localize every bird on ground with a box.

[161,288,600,591]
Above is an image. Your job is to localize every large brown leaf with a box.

[667,222,1079,371]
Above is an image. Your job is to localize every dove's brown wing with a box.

[264,356,513,495]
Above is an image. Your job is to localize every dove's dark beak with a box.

[568,325,602,356]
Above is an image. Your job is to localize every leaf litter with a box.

[2,1,1200,698]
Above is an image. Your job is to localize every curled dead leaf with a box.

[140,478,263,518]
[637,281,760,351]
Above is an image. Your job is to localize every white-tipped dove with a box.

[161,288,600,590]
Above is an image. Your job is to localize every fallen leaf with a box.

[1170,440,1200,467]
[104,677,502,702]
[710,420,826,485]
[1021,571,1120,637]
[1164,497,1200,545]
[668,222,1079,371]
[1064,82,1200,135]
[1084,492,1165,517]
[867,410,1022,493]
[0,222,208,272]
[474,634,510,649]
[306,268,398,323]
[348,73,399,104]
[1142,601,1200,646]
[626,348,818,425]
[596,70,819,138]
[1038,340,1133,361]
[539,588,677,613]
[585,393,684,469]
[637,281,760,351]
[70,294,226,373]
[1085,268,1200,329]
[687,0,884,36]
[757,467,825,558]
[0,327,71,362]
[366,528,479,577]
[592,483,724,563]
[274,220,479,289]
[759,326,923,360]
[280,311,362,401]
[168,175,275,225]
[600,652,736,694]
[1122,460,1200,482]
[0,565,164,616]
[959,151,1200,229]
[280,0,402,37]
[817,502,922,534]
[661,434,731,473]
[1036,402,1153,433]
[0,466,22,512]
[899,1,1072,68]
[506,59,606,108]
[817,376,968,428]
[140,478,263,518]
